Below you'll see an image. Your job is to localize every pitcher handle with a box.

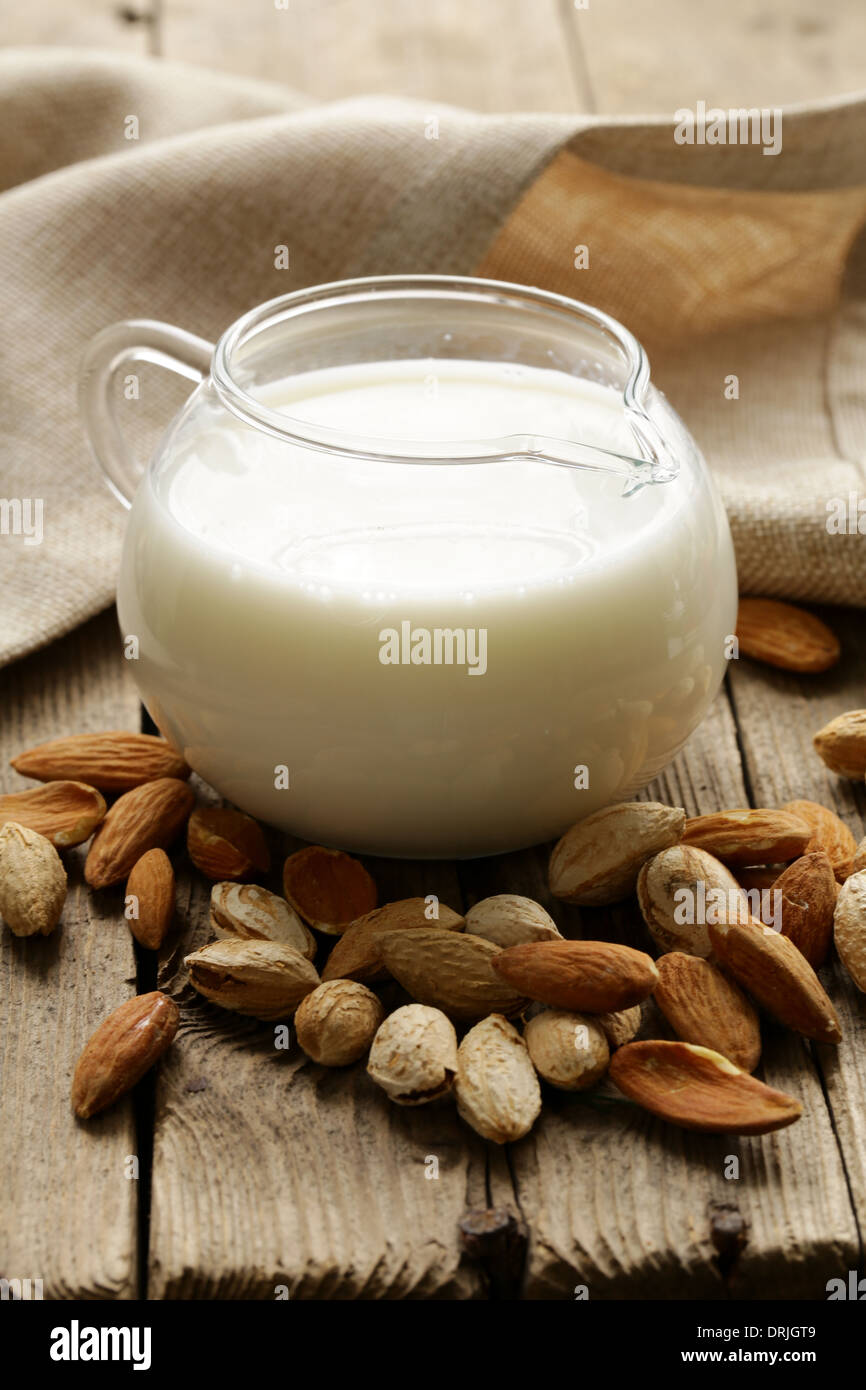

[79,319,214,509]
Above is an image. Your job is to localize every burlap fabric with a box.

[2,50,864,668]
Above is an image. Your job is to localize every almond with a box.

[0,821,66,937]
[464,894,562,948]
[682,808,811,866]
[85,778,194,888]
[653,952,761,1072]
[282,845,376,935]
[125,848,174,950]
[609,1040,802,1135]
[72,991,179,1118]
[184,938,319,1020]
[321,897,464,982]
[366,1004,458,1105]
[813,710,866,780]
[595,1004,642,1050]
[492,940,659,1012]
[782,799,857,883]
[772,851,837,969]
[834,869,866,993]
[524,1009,609,1091]
[0,780,106,848]
[378,927,526,1021]
[187,806,270,881]
[735,598,839,673]
[210,881,316,959]
[454,1014,541,1143]
[549,801,685,905]
[12,731,189,790]
[637,844,748,957]
[294,980,384,1066]
[707,917,841,1043]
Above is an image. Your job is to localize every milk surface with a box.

[118,358,736,856]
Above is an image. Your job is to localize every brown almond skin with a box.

[12,731,189,790]
[283,845,377,933]
[782,800,857,883]
[85,778,195,888]
[654,952,762,1072]
[735,598,840,673]
[682,809,811,866]
[708,918,841,1043]
[609,1040,802,1135]
[322,898,465,982]
[772,851,837,969]
[72,991,179,1118]
[126,848,175,950]
[0,781,106,848]
[492,940,659,1012]
[187,806,270,880]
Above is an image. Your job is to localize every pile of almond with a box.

[2,689,865,1145]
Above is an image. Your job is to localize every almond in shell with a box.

[492,939,658,1013]
[782,799,857,883]
[367,1004,458,1105]
[682,808,811,866]
[12,731,189,790]
[834,869,866,993]
[0,821,66,937]
[322,897,464,982]
[595,1005,642,1050]
[653,952,761,1072]
[637,844,748,957]
[707,917,841,1043]
[524,1009,609,1091]
[72,991,179,1118]
[125,848,174,950]
[85,777,195,888]
[210,881,316,959]
[455,1014,541,1143]
[282,845,376,935]
[294,980,384,1066]
[549,801,685,905]
[185,938,319,1020]
[464,894,562,948]
[772,851,837,969]
[609,1040,802,1135]
[0,781,106,848]
[813,710,866,780]
[379,928,525,1021]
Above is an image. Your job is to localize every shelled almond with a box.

[282,845,376,934]
[0,781,106,848]
[735,598,840,673]
[12,731,190,790]
[85,777,195,888]
[772,851,836,969]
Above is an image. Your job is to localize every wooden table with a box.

[2,606,864,1298]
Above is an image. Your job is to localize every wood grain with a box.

[0,611,142,1299]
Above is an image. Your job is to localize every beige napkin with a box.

[1,50,864,669]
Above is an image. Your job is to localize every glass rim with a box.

[210,274,658,476]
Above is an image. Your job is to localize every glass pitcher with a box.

[80,275,737,858]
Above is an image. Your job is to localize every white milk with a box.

[118,359,736,857]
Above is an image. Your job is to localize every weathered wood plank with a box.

[569,0,866,115]
[0,0,155,52]
[160,0,582,111]
[148,824,486,1299]
[461,688,859,1297]
[0,611,141,1299]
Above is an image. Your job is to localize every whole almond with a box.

[85,778,195,888]
[0,781,106,848]
[549,801,685,905]
[834,869,866,992]
[125,848,174,950]
[464,895,562,949]
[735,598,839,673]
[682,808,811,866]
[0,821,66,936]
[595,1005,642,1049]
[773,851,837,969]
[210,882,316,959]
[185,939,319,1020]
[72,991,179,1118]
[524,1009,609,1091]
[637,844,748,957]
[187,806,270,881]
[813,710,866,780]
[653,952,762,1072]
[283,845,376,935]
[379,928,525,1021]
[455,1014,541,1143]
[367,1004,458,1105]
[492,939,658,1012]
[322,897,464,982]
[12,731,189,790]
[782,800,857,883]
[609,1040,802,1134]
[708,918,841,1043]
[294,980,384,1066]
